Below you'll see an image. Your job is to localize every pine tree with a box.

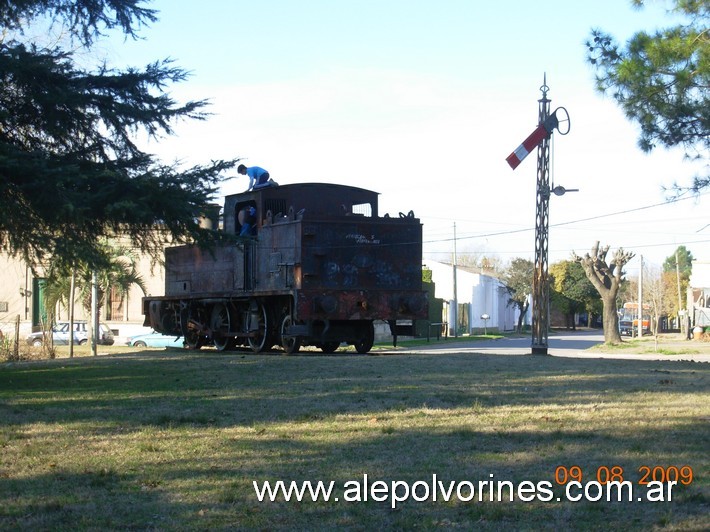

[586,0,709,189]
[0,1,236,270]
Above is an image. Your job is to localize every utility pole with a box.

[69,268,75,358]
[638,255,643,336]
[453,222,458,338]
[91,270,98,357]
[676,251,683,332]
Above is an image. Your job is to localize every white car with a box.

[126,330,184,348]
[26,321,114,347]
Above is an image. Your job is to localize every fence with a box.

[0,314,21,361]
[0,314,57,361]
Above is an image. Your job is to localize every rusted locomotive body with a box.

[142,183,427,354]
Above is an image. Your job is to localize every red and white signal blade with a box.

[505,123,548,170]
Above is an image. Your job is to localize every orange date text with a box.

[554,465,693,486]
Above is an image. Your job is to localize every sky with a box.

[105,0,709,277]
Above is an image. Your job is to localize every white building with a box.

[423,260,522,334]
[688,260,710,326]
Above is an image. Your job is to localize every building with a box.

[688,260,710,327]
[0,246,164,342]
[423,260,521,335]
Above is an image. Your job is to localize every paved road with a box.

[389,330,710,363]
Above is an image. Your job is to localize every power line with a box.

[422,191,710,246]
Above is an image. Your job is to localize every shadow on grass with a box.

[0,417,706,529]
[0,351,707,529]
[0,351,707,427]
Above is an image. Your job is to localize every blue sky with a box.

[108,0,708,273]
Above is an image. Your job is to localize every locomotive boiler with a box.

[142,182,427,354]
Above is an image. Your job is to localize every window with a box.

[107,286,124,320]
[352,202,372,217]
[263,198,287,218]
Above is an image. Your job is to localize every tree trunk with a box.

[516,301,528,333]
[602,295,621,344]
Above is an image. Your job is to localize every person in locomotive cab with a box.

[238,164,271,191]
[239,205,257,236]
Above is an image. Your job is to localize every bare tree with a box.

[573,242,635,344]
[644,264,672,337]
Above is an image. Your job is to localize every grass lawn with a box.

[588,333,710,356]
[0,348,708,530]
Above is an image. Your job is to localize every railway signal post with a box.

[506,76,571,355]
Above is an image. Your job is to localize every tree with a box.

[623,264,674,336]
[456,252,504,273]
[41,239,146,354]
[550,260,601,330]
[586,0,709,189]
[44,240,147,320]
[645,264,675,335]
[0,1,236,271]
[663,245,694,317]
[573,242,635,344]
[502,258,534,333]
[663,245,694,277]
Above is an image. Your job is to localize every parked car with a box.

[26,321,115,347]
[126,330,184,348]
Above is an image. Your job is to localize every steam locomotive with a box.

[142,182,427,354]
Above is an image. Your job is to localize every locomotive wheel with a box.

[184,327,205,350]
[280,314,301,355]
[211,303,232,352]
[354,321,375,354]
[247,301,269,353]
[181,305,206,350]
[320,341,340,354]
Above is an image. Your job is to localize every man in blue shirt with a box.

[238,164,270,190]
[239,205,257,236]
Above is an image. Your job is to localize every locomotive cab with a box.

[224,183,379,235]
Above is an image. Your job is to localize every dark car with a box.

[26,321,115,347]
